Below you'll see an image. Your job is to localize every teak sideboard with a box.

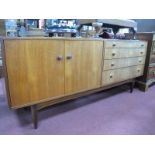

[1,37,147,129]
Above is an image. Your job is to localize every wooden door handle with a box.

[66,55,72,60]
[56,55,63,61]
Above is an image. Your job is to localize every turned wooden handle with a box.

[66,54,73,60]
[57,55,63,61]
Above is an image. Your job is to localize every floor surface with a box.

[0,78,155,135]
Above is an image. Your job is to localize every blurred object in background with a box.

[0,19,6,36]
[79,19,136,39]
[24,19,47,37]
[5,19,17,37]
[45,19,78,37]
[99,28,113,39]
[25,19,39,30]
[80,25,96,38]
[19,25,27,37]
[115,28,129,39]
[39,19,45,29]
[98,28,128,39]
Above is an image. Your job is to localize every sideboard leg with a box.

[144,84,149,92]
[31,105,38,129]
[130,81,135,93]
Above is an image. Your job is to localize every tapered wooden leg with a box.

[130,81,135,93]
[31,105,38,129]
[144,85,149,92]
[141,83,149,92]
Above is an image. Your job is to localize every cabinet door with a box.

[65,40,103,95]
[5,40,65,108]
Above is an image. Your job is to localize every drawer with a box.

[151,41,155,55]
[104,48,146,59]
[103,57,145,70]
[104,40,147,48]
[148,66,155,80]
[102,65,144,86]
[153,34,155,41]
[150,55,155,64]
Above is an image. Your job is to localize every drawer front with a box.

[104,48,146,59]
[103,57,145,70]
[104,40,147,48]
[153,34,155,41]
[102,65,144,86]
[148,66,155,80]
[152,41,155,48]
[150,55,155,64]
[150,41,155,64]
[151,41,155,54]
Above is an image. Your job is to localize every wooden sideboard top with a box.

[0,36,147,42]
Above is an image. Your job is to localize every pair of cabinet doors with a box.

[4,40,103,108]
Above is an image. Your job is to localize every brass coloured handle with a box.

[139,60,142,63]
[57,55,63,61]
[137,69,140,72]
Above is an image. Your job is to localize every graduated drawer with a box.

[152,41,155,51]
[104,40,147,48]
[103,57,145,70]
[102,65,144,86]
[153,34,155,41]
[104,48,146,59]
[148,66,155,80]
